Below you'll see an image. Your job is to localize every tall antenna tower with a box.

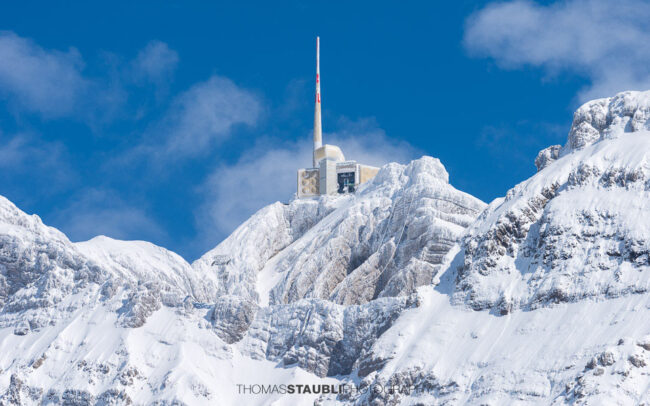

[313,36,322,167]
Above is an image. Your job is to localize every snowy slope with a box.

[191,156,485,381]
[0,205,337,405]
[0,195,105,331]
[192,198,340,303]
[0,295,335,406]
[335,285,650,405]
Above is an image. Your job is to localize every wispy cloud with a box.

[464,0,650,101]
[0,31,182,125]
[49,188,165,243]
[192,118,421,254]
[130,40,179,86]
[0,31,89,117]
[131,75,262,164]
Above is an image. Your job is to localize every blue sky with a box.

[1,0,649,260]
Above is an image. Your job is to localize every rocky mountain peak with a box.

[536,90,650,171]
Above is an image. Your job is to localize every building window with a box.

[337,172,356,193]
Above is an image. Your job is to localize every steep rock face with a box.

[454,91,650,313]
[323,91,650,406]
[200,154,486,377]
[210,295,259,344]
[0,153,482,401]
[239,296,415,377]
[188,156,485,381]
[534,144,560,171]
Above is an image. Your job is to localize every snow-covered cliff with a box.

[1,90,650,405]
[458,92,650,314]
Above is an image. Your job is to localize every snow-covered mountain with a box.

[1,90,649,405]
[193,156,484,307]
[346,91,650,405]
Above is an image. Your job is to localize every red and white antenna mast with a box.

[313,36,322,167]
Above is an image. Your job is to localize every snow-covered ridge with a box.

[76,236,218,306]
[191,198,339,303]
[0,195,104,328]
[0,194,220,333]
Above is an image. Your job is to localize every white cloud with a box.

[464,0,650,100]
[50,188,165,243]
[0,31,88,117]
[131,40,179,85]
[194,119,421,251]
[135,75,262,162]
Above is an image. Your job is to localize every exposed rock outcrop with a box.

[240,296,415,377]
